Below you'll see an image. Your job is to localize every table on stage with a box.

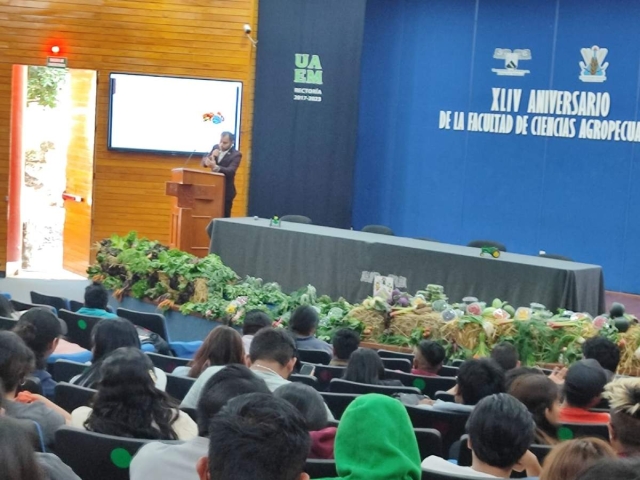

[207,218,605,315]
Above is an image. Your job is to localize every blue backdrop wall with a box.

[354,0,640,293]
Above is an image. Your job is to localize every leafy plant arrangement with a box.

[88,233,360,331]
[89,232,640,375]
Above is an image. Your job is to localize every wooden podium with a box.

[165,168,225,257]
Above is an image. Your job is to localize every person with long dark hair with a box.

[173,326,245,378]
[13,307,65,398]
[71,347,197,440]
[508,372,561,445]
[342,348,402,386]
[131,365,270,480]
[71,318,166,390]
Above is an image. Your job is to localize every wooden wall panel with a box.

[63,69,97,275]
[0,0,258,268]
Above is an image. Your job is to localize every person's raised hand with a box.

[514,450,542,477]
[549,367,568,385]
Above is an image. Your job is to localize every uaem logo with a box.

[293,54,323,102]
[294,54,323,84]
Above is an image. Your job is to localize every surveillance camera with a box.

[243,24,252,34]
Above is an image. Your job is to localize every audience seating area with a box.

[0,287,636,480]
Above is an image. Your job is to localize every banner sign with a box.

[438,46,640,143]
[249,0,367,228]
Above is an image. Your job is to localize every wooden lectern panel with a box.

[166,168,225,257]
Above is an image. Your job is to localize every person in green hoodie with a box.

[318,394,421,480]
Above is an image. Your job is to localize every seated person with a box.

[422,393,541,478]
[539,438,616,480]
[325,394,422,480]
[77,282,171,355]
[0,416,81,480]
[560,359,610,424]
[182,328,298,408]
[182,329,335,420]
[71,318,166,390]
[197,393,311,480]
[274,382,336,459]
[491,342,520,371]
[13,307,66,398]
[241,310,272,353]
[289,305,333,355]
[604,377,640,458]
[0,295,20,319]
[0,331,70,446]
[131,364,270,480]
[72,347,197,440]
[419,358,505,413]
[505,366,547,390]
[412,340,445,377]
[330,328,360,367]
[173,326,245,378]
[508,372,561,445]
[342,348,403,387]
[577,458,640,480]
[582,336,620,382]
[75,282,118,318]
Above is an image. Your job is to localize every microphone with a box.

[183,149,198,166]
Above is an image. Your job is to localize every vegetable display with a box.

[88,232,640,375]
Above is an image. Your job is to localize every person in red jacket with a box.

[274,382,336,459]
[559,359,610,424]
[412,340,445,377]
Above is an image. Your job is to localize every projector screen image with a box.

[108,73,243,155]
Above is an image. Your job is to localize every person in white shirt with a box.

[71,347,196,440]
[181,328,335,420]
[421,393,541,479]
[181,328,296,408]
[131,364,270,480]
[417,358,505,413]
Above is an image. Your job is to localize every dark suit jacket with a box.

[205,145,242,199]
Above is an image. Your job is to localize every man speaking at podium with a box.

[201,132,242,217]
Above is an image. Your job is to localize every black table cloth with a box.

[208,218,605,315]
